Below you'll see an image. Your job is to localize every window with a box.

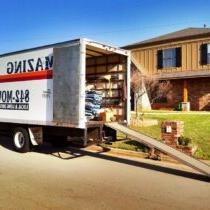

[200,43,210,65]
[163,48,176,68]
[154,97,168,104]
[157,47,181,69]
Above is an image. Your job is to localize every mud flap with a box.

[28,127,43,145]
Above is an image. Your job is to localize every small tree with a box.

[144,77,172,105]
[131,70,172,118]
[131,70,145,118]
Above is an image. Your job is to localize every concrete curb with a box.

[84,145,180,164]
[84,145,210,165]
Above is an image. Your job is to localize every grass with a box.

[104,111,210,160]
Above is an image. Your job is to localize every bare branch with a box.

[131,70,172,117]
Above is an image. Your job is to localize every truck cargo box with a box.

[0,39,131,130]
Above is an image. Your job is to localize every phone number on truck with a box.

[0,90,30,111]
[0,90,30,103]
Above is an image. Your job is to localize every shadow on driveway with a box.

[0,135,209,182]
[36,143,210,183]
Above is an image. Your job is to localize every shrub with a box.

[178,136,192,146]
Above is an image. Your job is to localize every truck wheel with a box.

[13,127,30,153]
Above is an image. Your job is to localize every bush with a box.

[178,136,192,146]
[174,103,182,111]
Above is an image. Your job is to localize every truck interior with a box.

[85,42,129,124]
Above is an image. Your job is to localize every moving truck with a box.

[0,38,131,152]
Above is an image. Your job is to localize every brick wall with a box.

[152,77,210,111]
[152,80,183,110]
[189,77,210,110]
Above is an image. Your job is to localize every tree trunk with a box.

[135,98,138,119]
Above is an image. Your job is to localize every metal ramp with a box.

[105,122,210,177]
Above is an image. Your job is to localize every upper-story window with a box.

[157,47,182,69]
[200,43,210,65]
[163,48,176,68]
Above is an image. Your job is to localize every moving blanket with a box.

[85,90,102,120]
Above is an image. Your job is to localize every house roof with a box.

[124,27,210,49]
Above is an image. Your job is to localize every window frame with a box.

[207,44,210,64]
[154,96,168,104]
[157,47,182,69]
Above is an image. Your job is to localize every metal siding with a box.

[53,44,83,127]
[0,48,53,122]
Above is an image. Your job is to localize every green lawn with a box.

[105,111,210,160]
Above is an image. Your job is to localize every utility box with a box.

[181,102,190,111]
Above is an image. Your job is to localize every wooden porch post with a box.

[183,80,188,102]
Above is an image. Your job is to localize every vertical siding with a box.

[186,43,191,70]
[141,51,145,69]
[191,42,197,70]
[153,49,157,73]
[182,44,187,71]
[148,49,153,74]
[131,38,210,74]
[197,42,201,69]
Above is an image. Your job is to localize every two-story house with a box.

[124,28,210,111]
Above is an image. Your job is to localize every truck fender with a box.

[28,127,43,146]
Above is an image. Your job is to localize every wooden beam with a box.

[86,51,102,56]
[87,48,106,56]
[183,80,188,102]
[86,53,94,57]
[86,61,124,68]
[156,70,210,80]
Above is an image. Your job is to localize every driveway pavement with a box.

[0,137,209,210]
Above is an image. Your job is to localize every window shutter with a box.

[157,50,163,69]
[176,47,182,67]
[200,44,208,65]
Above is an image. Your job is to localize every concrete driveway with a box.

[0,137,209,210]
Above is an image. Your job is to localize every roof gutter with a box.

[155,70,210,80]
[123,32,210,49]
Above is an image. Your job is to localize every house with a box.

[124,28,210,111]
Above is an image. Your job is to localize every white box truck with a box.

[0,38,131,152]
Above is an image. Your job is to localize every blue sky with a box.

[0,0,210,54]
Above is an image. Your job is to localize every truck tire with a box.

[13,127,30,153]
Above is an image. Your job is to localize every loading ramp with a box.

[105,122,210,177]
